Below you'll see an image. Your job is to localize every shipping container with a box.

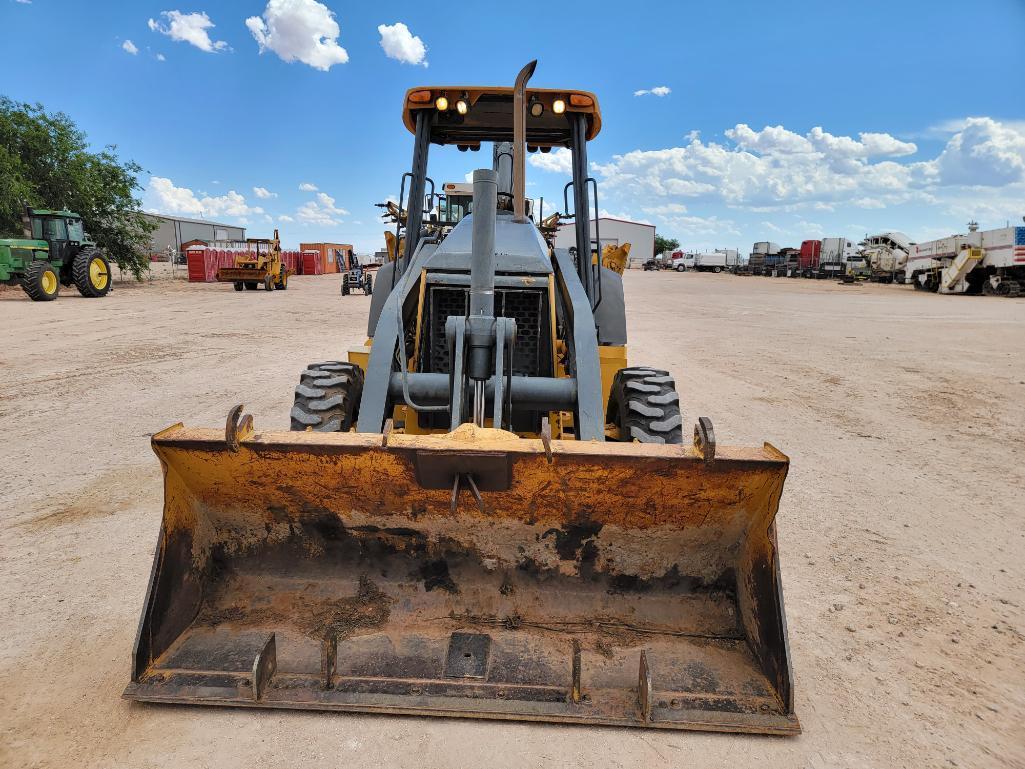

[300,242,354,275]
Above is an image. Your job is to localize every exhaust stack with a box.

[512,60,536,223]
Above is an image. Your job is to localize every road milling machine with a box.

[125,62,799,735]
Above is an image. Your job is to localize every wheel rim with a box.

[89,257,109,290]
[41,269,58,295]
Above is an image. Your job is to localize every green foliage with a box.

[0,96,155,278]
[654,234,680,255]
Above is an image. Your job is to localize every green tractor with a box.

[0,208,112,301]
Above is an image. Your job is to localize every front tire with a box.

[606,367,684,444]
[233,281,244,291]
[364,275,373,295]
[244,281,258,290]
[21,260,60,301]
[72,249,112,298]
[290,361,365,432]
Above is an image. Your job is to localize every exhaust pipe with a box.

[512,60,537,223]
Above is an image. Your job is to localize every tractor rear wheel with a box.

[607,367,684,444]
[290,361,365,432]
[276,272,288,290]
[244,281,258,290]
[365,275,373,295]
[72,249,112,298]
[264,275,275,291]
[341,275,350,295]
[21,260,60,301]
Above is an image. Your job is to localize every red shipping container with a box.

[799,240,821,271]
[186,248,218,282]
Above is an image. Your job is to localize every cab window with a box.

[44,218,68,241]
[66,219,84,242]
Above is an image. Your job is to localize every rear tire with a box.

[341,276,350,296]
[607,367,683,444]
[21,260,60,301]
[72,249,112,298]
[244,281,258,290]
[276,272,288,290]
[365,275,373,295]
[290,361,364,432]
[264,275,275,291]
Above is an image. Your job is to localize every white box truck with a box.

[694,249,739,272]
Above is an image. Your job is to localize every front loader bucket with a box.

[125,422,798,735]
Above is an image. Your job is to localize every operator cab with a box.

[28,209,85,265]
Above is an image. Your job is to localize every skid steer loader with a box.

[125,62,799,735]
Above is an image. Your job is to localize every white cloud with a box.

[377,22,427,66]
[298,182,318,191]
[156,53,166,61]
[595,123,926,211]
[144,177,264,221]
[15,0,32,4]
[122,40,139,55]
[246,0,348,71]
[278,214,295,222]
[253,186,277,199]
[148,11,228,53]
[634,86,671,97]
[928,117,1025,186]
[528,147,573,174]
[296,192,349,225]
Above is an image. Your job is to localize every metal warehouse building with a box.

[142,213,246,257]
[554,216,656,268]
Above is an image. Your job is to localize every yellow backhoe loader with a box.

[125,62,798,736]
[217,230,291,291]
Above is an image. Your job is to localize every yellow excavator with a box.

[125,62,798,736]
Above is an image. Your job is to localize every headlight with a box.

[435,95,449,111]
[552,98,566,114]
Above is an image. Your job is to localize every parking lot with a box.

[1,270,1022,769]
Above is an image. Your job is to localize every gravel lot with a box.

[1,268,1022,769]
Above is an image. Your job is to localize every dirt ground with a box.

[1,267,1022,769]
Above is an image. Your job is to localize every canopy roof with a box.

[402,86,601,148]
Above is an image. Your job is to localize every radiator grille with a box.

[423,286,545,377]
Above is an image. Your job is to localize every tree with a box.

[654,234,680,255]
[0,97,155,278]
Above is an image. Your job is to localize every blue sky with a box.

[3,0,1024,253]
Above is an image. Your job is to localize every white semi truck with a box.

[818,237,858,278]
[860,231,911,283]
[906,221,1025,296]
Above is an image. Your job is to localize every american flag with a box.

[1016,227,1025,263]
